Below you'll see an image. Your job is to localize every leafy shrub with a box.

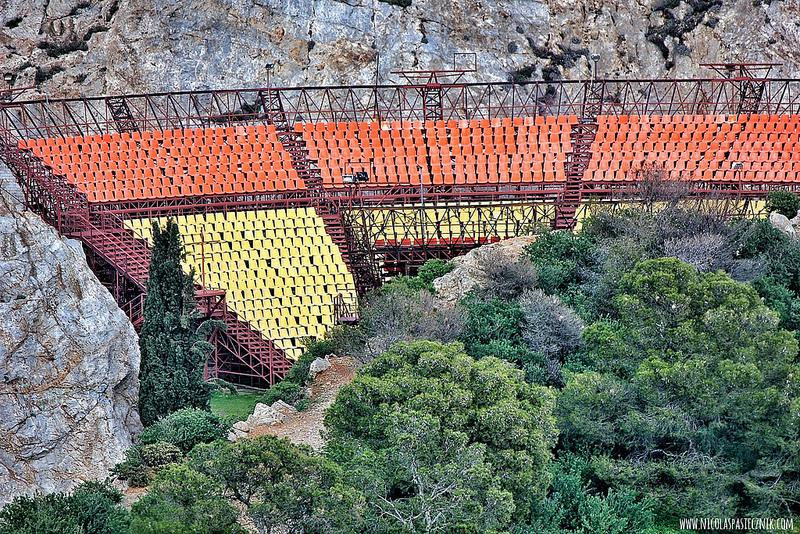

[519,289,584,358]
[326,341,557,528]
[261,380,302,406]
[477,252,538,300]
[526,231,596,294]
[358,287,464,360]
[130,465,244,534]
[139,408,226,453]
[188,436,364,533]
[767,190,800,218]
[0,481,129,534]
[524,455,655,534]
[415,258,454,288]
[112,446,150,487]
[460,296,525,357]
[285,350,316,386]
[140,441,184,468]
[113,441,184,487]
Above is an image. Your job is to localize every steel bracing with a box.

[0,68,794,372]
[0,122,292,388]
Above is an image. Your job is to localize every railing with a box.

[0,124,89,234]
[2,77,800,141]
[333,293,360,324]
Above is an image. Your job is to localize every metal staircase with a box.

[259,88,381,293]
[0,127,291,387]
[106,97,140,133]
[553,81,603,229]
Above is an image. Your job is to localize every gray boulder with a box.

[308,357,332,379]
[0,183,141,506]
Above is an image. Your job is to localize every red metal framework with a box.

[1,69,798,325]
[553,80,603,229]
[259,87,382,292]
[7,77,800,140]
[0,119,292,388]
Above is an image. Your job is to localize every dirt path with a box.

[248,356,356,450]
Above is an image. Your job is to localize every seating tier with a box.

[126,208,355,359]
[20,125,301,202]
[297,116,577,187]
[588,114,800,182]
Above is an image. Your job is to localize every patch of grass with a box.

[210,390,261,422]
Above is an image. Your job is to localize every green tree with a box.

[129,465,244,534]
[325,341,558,530]
[189,436,366,533]
[0,481,129,534]
[558,258,800,520]
[138,219,216,426]
[520,455,656,534]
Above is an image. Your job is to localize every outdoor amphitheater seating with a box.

[19,124,301,202]
[297,116,577,187]
[126,208,356,359]
[588,114,800,183]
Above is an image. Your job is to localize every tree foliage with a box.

[189,436,365,533]
[138,220,216,425]
[0,481,129,534]
[557,258,800,519]
[129,465,244,534]
[325,341,557,529]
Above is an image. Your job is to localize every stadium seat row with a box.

[126,207,357,360]
[21,113,800,203]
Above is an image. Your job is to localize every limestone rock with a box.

[0,182,142,506]
[308,357,332,379]
[2,0,800,99]
[246,402,286,428]
[434,236,537,302]
[769,211,795,238]
[271,399,298,416]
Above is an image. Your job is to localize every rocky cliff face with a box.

[0,166,142,506]
[1,0,799,99]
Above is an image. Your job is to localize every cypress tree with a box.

[138,219,214,426]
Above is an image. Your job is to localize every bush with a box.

[261,380,302,406]
[526,231,596,294]
[524,455,656,534]
[113,441,184,487]
[767,190,800,218]
[130,465,244,534]
[477,252,538,300]
[358,287,464,360]
[188,436,365,533]
[415,258,454,288]
[285,350,316,386]
[140,441,184,468]
[460,296,525,357]
[0,481,129,534]
[139,408,226,453]
[519,289,584,358]
[326,341,558,528]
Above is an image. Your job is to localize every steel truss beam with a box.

[343,201,555,275]
[5,77,800,140]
